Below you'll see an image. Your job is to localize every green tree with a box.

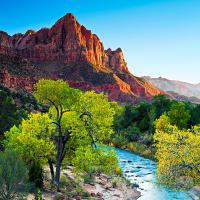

[0,84,41,150]
[148,94,171,132]
[34,80,81,187]
[151,94,171,118]
[167,102,191,129]
[0,151,29,200]
[6,80,117,189]
[0,87,19,138]
[189,105,200,126]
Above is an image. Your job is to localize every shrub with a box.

[29,161,44,189]
[111,176,128,189]
[83,173,95,184]
[112,133,128,147]
[0,150,29,200]
[34,189,44,200]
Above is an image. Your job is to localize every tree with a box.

[189,105,200,126]
[0,84,41,151]
[33,80,81,187]
[151,94,171,118]
[6,80,117,189]
[167,102,191,129]
[0,150,29,200]
[154,116,200,188]
[0,87,19,139]
[148,94,171,132]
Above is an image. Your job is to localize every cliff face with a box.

[0,13,164,104]
[0,14,128,72]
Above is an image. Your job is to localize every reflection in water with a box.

[116,148,192,200]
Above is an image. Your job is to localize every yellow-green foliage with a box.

[72,146,119,176]
[154,115,200,188]
[34,79,81,109]
[6,80,118,178]
[5,113,56,164]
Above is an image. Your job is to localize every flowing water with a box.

[116,148,193,200]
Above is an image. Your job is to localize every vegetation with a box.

[0,84,41,150]
[5,79,118,191]
[112,95,172,147]
[1,79,200,197]
[0,150,29,200]
[112,95,200,157]
[111,94,200,188]
[154,115,200,188]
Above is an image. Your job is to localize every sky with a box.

[1,0,200,84]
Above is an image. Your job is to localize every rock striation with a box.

[0,13,164,104]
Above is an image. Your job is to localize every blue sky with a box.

[1,0,200,83]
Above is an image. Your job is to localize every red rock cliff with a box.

[0,14,128,73]
[0,13,164,104]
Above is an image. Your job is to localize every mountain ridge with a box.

[144,76,200,99]
[0,13,164,104]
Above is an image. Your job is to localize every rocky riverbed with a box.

[64,166,141,200]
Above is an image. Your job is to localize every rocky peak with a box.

[105,48,128,72]
[0,13,164,104]
[0,13,129,73]
[0,31,10,47]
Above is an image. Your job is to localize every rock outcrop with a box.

[0,13,164,104]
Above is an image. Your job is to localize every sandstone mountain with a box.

[144,76,200,99]
[0,13,164,104]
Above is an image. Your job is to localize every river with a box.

[116,148,193,200]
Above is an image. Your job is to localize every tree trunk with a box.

[54,155,62,190]
[48,159,55,183]
[54,141,64,190]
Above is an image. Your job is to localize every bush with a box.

[125,126,141,141]
[111,176,129,189]
[29,161,44,189]
[83,173,95,184]
[112,133,128,147]
[0,150,29,200]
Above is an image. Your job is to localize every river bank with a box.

[27,165,141,200]
[117,141,156,161]
[27,146,198,200]
[64,166,141,200]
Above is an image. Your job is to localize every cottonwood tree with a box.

[6,80,117,189]
[154,115,200,188]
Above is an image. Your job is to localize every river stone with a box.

[132,183,139,188]
[189,186,200,199]
[136,166,143,169]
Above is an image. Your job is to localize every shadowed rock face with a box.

[0,13,164,104]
